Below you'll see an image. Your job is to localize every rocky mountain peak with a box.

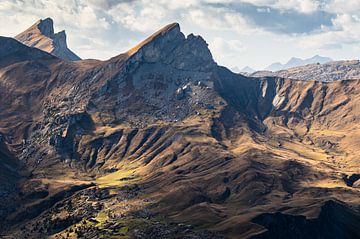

[53,30,67,49]
[127,22,181,57]
[15,18,81,61]
[125,23,215,71]
[35,17,55,38]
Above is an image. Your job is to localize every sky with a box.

[1,0,360,70]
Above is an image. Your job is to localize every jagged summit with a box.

[127,22,180,56]
[15,17,81,61]
[35,18,55,38]
[124,22,215,71]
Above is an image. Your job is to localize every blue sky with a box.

[1,0,360,70]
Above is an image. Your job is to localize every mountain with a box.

[240,66,256,73]
[231,66,241,73]
[0,21,359,239]
[15,18,81,61]
[265,62,283,71]
[251,60,360,81]
[265,55,332,71]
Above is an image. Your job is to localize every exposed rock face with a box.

[0,22,359,239]
[126,23,214,71]
[15,18,81,61]
[86,23,217,127]
[343,174,360,187]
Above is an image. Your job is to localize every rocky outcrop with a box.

[343,174,360,187]
[126,23,214,71]
[15,18,81,61]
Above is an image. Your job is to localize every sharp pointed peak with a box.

[147,22,180,39]
[15,17,81,61]
[126,22,181,56]
[37,17,54,26]
[34,17,55,37]
[120,22,214,71]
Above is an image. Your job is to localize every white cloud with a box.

[108,1,167,32]
[296,13,360,49]
[210,37,246,65]
[185,6,258,35]
[239,0,320,13]
[326,0,360,14]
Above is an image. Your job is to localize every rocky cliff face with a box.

[0,22,359,239]
[15,18,81,61]
[88,23,217,127]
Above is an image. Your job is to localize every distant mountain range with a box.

[239,55,333,73]
[265,55,332,71]
[240,66,256,73]
[251,60,360,81]
[232,66,256,74]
